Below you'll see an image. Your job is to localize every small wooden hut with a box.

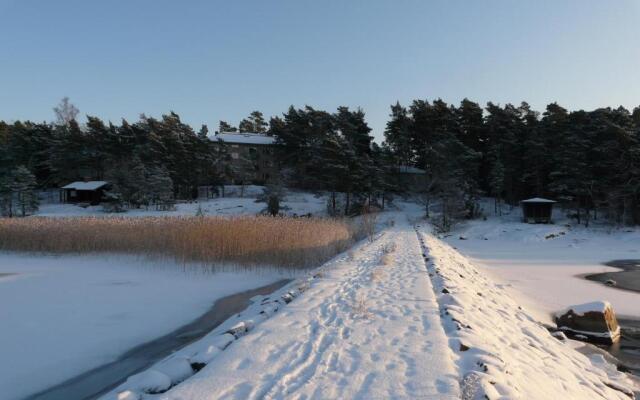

[520,197,556,224]
[60,181,110,205]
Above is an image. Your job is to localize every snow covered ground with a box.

[418,227,637,399]
[36,188,327,218]
[0,254,288,400]
[444,202,640,323]
[101,206,638,400]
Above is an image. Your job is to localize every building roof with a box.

[520,197,556,203]
[212,132,276,145]
[395,165,426,174]
[61,181,109,190]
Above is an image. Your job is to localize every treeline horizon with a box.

[1,97,640,225]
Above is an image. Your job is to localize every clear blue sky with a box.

[1,0,638,141]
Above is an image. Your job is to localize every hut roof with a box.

[520,197,556,203]
[61,181,109,190]
[212,132,276,145]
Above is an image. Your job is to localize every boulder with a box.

[554,301,620,344]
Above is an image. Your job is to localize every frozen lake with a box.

[0,253,288,400]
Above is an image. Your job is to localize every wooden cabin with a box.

[60,181,110,205]
[521,197,556,224]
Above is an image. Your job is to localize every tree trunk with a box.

[331,191,336,214]
[345,192,350,216]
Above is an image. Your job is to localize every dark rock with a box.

[190,362,206,372]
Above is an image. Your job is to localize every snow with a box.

[101,206,638,400]
[96,205,639,399]
[103,211,461,400]
[520,197,556,203]
[444,202,640,323]
[0,254,286,400]
[35,190,327,218]
[557,300,612,317]
[212,132,276,145]
[60,180,109,190]
[417,227,637,399]
[125,370,172,393]
[6,199,639,399]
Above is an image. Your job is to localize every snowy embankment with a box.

[102,210,638,400]
[417,228,637,399]
[0,254,287,400]
[445,210,640,322]
[104,213,461,400]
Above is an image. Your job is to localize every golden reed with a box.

[0,216,357,269]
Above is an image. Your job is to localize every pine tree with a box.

[0,171,14,217]
[384,102,413,167]
[239,111,268,133]
[9,166,39,217]
[218,121,237,133]
[145,165,174,210]
[198,124,209,139]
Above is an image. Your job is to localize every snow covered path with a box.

[157,214,460,400]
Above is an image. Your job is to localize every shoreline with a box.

[24,279,291,400]
[583,259,640,295]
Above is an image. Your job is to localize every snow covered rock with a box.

[154,356,194,384]
[225,320,254,338]
[116,390,140,400]
[208,332,235,350]
[555,301,621,344]
[125,369,172,394]
[190,344,222,366]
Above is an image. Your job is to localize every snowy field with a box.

[445,202,640,323]
[0,254,288,400]
[36,188,327,218]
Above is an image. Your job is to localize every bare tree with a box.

[53,97,79,125]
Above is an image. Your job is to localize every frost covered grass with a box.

[0,216,357,269]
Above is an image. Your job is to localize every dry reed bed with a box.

[0,216,358,269]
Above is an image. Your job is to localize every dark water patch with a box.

[608,318,640,376]
[585,259,640,294]
[25,279,290,400]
